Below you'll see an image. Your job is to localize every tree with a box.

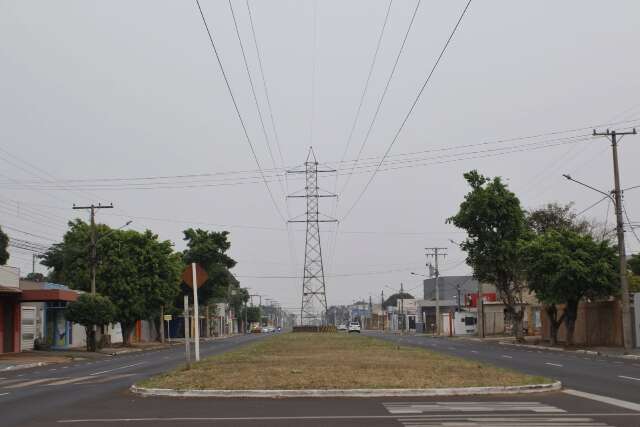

[383,293,414,309]
[527,203,590,235]
[629,254,640,276]
[0,226,9,265]
[24,272,46,282]
[242,306,261,323]
[65,294,116,351]
[448,170,530,341]
[181,228,239,305]
[42,220,182,346]
[521,229,617,345]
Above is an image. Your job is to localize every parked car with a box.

[348,322,361,333]
[337,324,348,331]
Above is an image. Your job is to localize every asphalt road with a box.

[1,331,639,427]
[365,331,640,403]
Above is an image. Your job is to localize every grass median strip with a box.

[139,333,548,390]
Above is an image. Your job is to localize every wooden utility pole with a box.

[72,203,113,295]
[593,128,637,351]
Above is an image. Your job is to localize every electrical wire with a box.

[339,0,421,198]
[194,0,286,222]
[622,201,640,247]
[341,0,472,221]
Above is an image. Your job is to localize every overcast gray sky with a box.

[1,0,639,313]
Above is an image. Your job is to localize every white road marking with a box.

[4,378,57,389]
[501,355,513,359]
[447,347,456,350]
[619,375,640,381]
[0,392,8,397]
[471,350,479,354]
[545,362,563,367]
[383,402,566,414]
[564,389,640,412]
[89,362,144,376]
[46,376,95,386]
[48,368,57,371]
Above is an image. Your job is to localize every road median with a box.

[134,333,558,398]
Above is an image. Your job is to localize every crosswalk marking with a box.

[384,402,567,415]
[395,416,611,426]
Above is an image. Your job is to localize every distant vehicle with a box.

[276,327,282,332]
[337,324,348,331]
[348,322,361,333]
[261,326,271,333]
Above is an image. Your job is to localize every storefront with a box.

[20,283,80,350]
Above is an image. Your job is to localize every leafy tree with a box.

[629,254,640,276]
[65,294,116,351]
[527,203,590,235]
[42,220,182,346]
[242,306,261,323]
[180,228,239,305]
[0,226,9,265]
[521,229,617,346]
[448,170,530,341]
[23,272,46,282]
[383,293,414,309]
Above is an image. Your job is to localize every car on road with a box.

[348,322,361,333]
[337,324,348,331]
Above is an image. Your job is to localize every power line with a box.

[339,0,421,198]
[193,0,286,222]
[576,195,609,217]
[622,200,640,247]
[336,0,394,173]
[228,0,285,197]
[341,0,473,221]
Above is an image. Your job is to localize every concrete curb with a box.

[130,381,561,398]
[498,341,640,360]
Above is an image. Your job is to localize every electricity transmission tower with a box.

[288,148,337,325]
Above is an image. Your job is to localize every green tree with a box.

[0,226,10,265]
[181,228,239,305]
[629,254,640,276]
[521,229,617,346]
[527,203,590,235]
[448,170,530,341]
[42,220,182,346]
[242,306,261,323]
[65,294,116,351]
[383,293,414,309]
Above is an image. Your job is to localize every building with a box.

[420,276,496,334]
[19,280,84,350]
[0,266,21,353]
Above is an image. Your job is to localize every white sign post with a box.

[192,262,200,361]
[183,294,191,369]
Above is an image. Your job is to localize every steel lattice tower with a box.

[288,148,336,325]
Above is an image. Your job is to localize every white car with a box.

[348,322,361,333]
[337,324,348,331]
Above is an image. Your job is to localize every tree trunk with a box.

[565,299,579,347]
[86,327,96,352]
[545,305,564,346]
[513,309,525,342]
[121,321,135,347]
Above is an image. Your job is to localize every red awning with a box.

[0,285,22,294]
[20,289,78,302]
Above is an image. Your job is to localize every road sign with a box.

[163,315,172,321]
[182,264,208,288]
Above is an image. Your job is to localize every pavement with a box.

[0,331,639,426]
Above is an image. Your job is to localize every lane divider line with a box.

[619,375,640,381]
[545,362,563,367]
[564,389,640,412]
[89,362,144,377]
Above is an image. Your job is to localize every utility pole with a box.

[380,290,384,330]
[399,283,404,333]
[593,127,637,351]
[426,248,447,336]
[72,203,113,295]
[288,147,337,325]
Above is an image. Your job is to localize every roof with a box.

[20,289,79,302]
[0,285,22,294]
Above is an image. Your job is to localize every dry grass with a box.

[140,333,548,390]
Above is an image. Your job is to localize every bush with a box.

[65,294,116,351]
[292,325,337,333]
